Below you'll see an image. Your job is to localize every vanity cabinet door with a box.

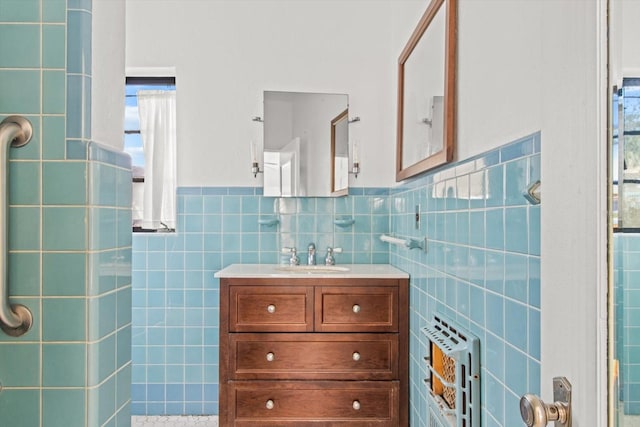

[229,286,313,332]
[230,380,399,426]
[316,286,398,332]
[230,333,398,380]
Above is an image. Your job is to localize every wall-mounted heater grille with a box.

[421,315,480,427]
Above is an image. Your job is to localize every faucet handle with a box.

[281,247,300,265]
[325,247,342,265]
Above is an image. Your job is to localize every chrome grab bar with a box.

[0,116,33,337]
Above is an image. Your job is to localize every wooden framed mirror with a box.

[331,109,349,196]
[396,0,457,182]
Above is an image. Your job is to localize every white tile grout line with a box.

[131,416,218,426]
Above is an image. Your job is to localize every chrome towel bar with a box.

[0,116,33,337]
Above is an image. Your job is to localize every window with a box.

[124,76,177,232]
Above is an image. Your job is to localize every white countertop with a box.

[214,264,409,279]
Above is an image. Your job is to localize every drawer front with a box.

[231,381,399,425]
[230,333,398,380]
[316,286,398,332]
[230,286,313,332]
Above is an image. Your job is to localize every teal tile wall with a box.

[130,187,390,415]
[130,137,541,422]
[614,233,640,415]
[390,133,541,426]
[0,1,133,426]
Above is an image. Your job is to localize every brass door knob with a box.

[520,394,569,427]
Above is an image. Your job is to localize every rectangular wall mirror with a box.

[263,91,349,197]
[396,0,457,181]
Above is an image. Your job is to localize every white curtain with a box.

[137,90,177,230]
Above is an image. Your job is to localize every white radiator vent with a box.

[421,315,480,427]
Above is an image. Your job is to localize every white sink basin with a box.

[275,265,350,274]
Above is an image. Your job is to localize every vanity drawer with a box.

[230,286,313,332]
[231,380,399,426]
[316,286,398,332]
[230,333,398,380]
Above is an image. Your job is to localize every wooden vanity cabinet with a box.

[219,277,409,426]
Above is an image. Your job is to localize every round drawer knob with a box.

[352,400,361,410]
[266,352,275,362]
[352,352,361,361]
[352,304,361,314]
[266,399,275,410]
[267,304,276,314]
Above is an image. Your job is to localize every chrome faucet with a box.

[307,243,316,265]
[325,247,335,265]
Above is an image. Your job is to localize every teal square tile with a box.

[44,161,87,205]
[83,76,91,138]
[485,293,504,337]
[90,208,117,250]
[469,210,485,247]
[43,297,86,341]
[42,343,86,386]
[354,197,370,214]
[43,253,86,296]
[485,331,504,380]
[504,299,527,351]
[91,335,116,385]
[89,293,117,341]
[115,168,132,208]
[505,158,528,206]
[485,208,504,250]
[0,24,40,68]
[43,0,67,23]
[529,205,540,255]
[0,71,40,115]
[67,10,92,75]
[505,207,528,254]
[117,326,131,366]
[353,215,371,233]
[116,363,131,407]
[485,164,504,207]
[0,389,39,426]
[9,161,40,205]
[43,25,66,68]
[43,70,65,114]
[504,253,528,303]
[42,116,65,159]
[9,252,40,296]
[0,343,40,386]
[67,75,83,138]
[43,389,86,427]
[43,207,86,250]
[0,0,40,22]
[9,207,40,250]
[7,115,40,160]
[241,196,259,214]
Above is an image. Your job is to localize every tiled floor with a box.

[131,416,218,426]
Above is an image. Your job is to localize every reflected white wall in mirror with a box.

[263,91,349,197]
[402,5,446,169]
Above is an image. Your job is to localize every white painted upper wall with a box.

[125,0,425,187]
[92,0,126,150]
